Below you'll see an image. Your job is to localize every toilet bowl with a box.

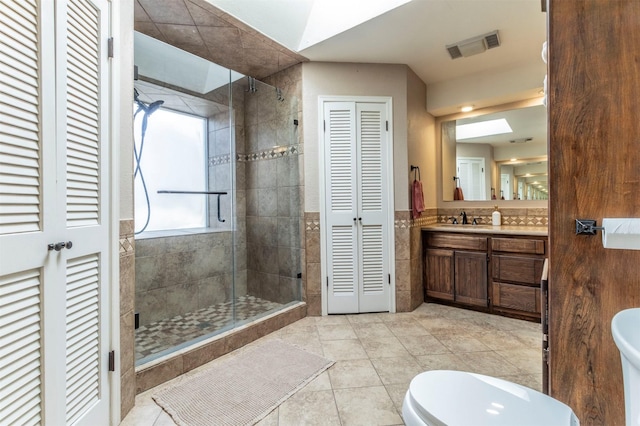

[402,370,579,426]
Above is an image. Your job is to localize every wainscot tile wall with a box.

[303,207,546,316]
[119,219,136,420]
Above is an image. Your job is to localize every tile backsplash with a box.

[436,207,548,227]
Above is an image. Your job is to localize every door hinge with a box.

[385,121,389,131]
[323,120,326,132]
[107,37,114,58]
[108,350,115,372]
[542,347,550,364]
[326,276,329,288]
[388,273,391,284]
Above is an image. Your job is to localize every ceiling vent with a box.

[509,137,533,144]
[446,30,501,59]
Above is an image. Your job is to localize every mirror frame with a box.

[435,97,549,208]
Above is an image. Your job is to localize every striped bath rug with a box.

[153,339,334,426]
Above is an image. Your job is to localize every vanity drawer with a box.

[425,233,488,251]
[492,282,541,314]
[491,237,546,255]
[492,255,545,285]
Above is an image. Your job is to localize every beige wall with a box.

[301,62,410,212]
[406,68,436,208]
[427,63,545,116]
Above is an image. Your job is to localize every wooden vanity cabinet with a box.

[423,233,488,308]
[423,231,547,320]
[491,236,547,320]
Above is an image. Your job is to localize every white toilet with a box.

[402,370,579,426]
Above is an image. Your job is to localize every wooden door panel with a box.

[454,251,488,307]
[548,1,640,424]
[424,248,454,301]
[493,281,541,314]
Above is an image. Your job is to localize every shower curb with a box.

[134,302,307,394]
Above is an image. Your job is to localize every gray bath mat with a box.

[153,339,334,426]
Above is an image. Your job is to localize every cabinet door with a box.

[424,248,454,301]
[454,251,488,307]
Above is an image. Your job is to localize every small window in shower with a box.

[134,107,207,233]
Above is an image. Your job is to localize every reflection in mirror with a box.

[442,101,547,201]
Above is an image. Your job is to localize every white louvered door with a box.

[323,101,391,314]
[0,1,112,425]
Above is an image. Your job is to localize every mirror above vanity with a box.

[440,98,547,202]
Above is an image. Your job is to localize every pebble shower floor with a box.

[135,295,283,361]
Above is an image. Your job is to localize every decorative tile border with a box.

[119,236,134,256]
[305,219,320,231]
[239,144,302,162]
[208,154,231,166]
[395,219,410,229]
[208,144,302,166]
[411,215,438,228]
[436,208,548,227]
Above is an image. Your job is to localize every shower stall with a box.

[132,33,303,365]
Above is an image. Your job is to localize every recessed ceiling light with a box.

[510,158,518,162]
[461,105,474,112]
[456,118,513,140]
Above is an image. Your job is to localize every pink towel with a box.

[412,179,425,219]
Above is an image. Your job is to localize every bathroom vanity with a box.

[422,225,547,321]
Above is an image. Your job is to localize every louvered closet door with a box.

[356,103,389,312]
[0,1,111,425]
[324,101,390,314]
[324,103,359,313]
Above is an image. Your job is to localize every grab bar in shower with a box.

[157,190,228,222]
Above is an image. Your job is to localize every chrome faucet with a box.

[460,211,468,225]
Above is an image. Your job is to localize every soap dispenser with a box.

[492,205,501,226]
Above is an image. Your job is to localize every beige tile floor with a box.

[121,303,542,426]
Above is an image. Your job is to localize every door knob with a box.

[48,241,73,251]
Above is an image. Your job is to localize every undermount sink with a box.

[611,308,640,426]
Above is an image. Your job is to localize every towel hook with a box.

[410,165,420,181]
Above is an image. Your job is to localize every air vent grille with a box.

[446,30,501,59]
[485,32,500,49]
[447,46,462,59]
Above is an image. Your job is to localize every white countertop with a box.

[422,224,548,236]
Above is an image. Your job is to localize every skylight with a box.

[207,0,412,52]
[456,118,513,140]
[134,32,244,94]
[299,0,413,50]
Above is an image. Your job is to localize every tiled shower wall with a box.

[134,232,234,327]
[244,66,304,304]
